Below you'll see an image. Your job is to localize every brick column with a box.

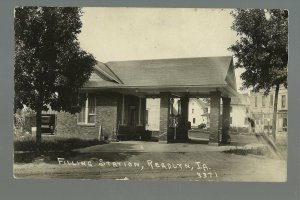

[177,96,189,141]
[209,91,221,145]
[159,93,171,142]
[221,97,231,144]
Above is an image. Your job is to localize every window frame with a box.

[255,96,257,107]
[262,96,266,107]
[281,95,286,108]
[77,94,96,126]
[269,95,273,107]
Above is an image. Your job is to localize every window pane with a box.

[88,97,96,114]
[283,118,287,127]
[88,115,95,123]
[78,107,86,123]
[270,95,273,106]
[204,108,208,113]
[255,97,257,107]
[88,106,95,114]
[282,95,286,108]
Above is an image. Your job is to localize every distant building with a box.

[146,98,210,131]
[186,98,209,128]
[145,99,160,131]
[250,85,288,133]
[228,94,251,128]
[145,95,251,131]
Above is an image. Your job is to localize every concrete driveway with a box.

[74,134,269,153]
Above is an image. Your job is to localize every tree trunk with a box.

[272,84,280,142]
[36,107,42,153]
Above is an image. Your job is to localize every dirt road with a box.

[14,141,286,181]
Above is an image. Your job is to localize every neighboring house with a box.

[188,98,209,128]
[145,98,160,131]
[145,98,210,131]
[250,85,288,133]
[145,95,251,131]
[228,94,251,128]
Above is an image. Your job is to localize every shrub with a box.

[198,123,206,129]
[14,135,104,152]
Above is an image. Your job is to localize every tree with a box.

[229,9,288,141]
[14,7,96,149]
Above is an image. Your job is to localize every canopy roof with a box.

[84,56,237,97]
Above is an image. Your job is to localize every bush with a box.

[223,146,268,156]
[198,123,206,129]
[14,135,104,152]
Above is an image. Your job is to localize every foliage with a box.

[14,135,104,152]
[14,7,96,145]
[229,9,288,141]
[14,7,96,113]
[229,9,288,94]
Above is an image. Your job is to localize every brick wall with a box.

[55,93,118,139]
[159,93,170,142]
[209,91,221,144]
[221,97,231,143]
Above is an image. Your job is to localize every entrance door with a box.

[128,106,137,138]
[128,106,136,128]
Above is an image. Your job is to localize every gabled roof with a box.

[190,98,209,108]
[84,56,237,96]
[93,61,123,84]
[106,56,233,87]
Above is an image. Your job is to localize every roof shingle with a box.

[105,56,233,87]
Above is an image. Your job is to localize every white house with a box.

[187,98,209,128]
[228,94,251,128]
[145,98,210,131]
[145,98,160,131]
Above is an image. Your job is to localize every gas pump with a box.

[168,98,182,141]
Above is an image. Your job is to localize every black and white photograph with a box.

[13,7,288,181]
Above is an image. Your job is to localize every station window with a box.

[77,94,96,125]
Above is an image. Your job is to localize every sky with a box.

[78,7,246,93]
